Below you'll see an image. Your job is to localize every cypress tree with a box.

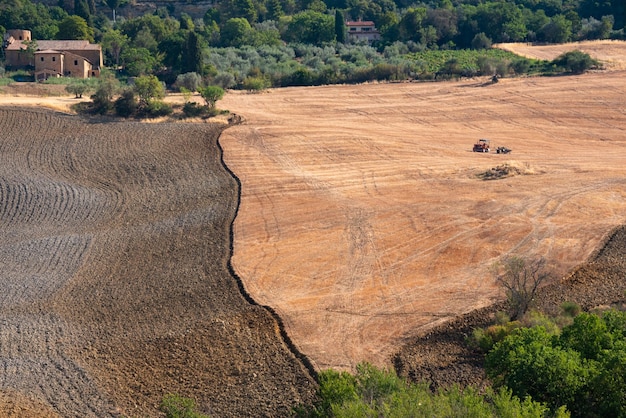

[181,31,203,75]
[335,10,346,43]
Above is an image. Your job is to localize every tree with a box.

[220,17,253,47]
[181,31,203,75]
[198,85,224,109]
[120,47,158,76]
[335,10,346,43]
[101,29,128,67]
[539,14,572,43]
[493,256,550,320]
[65,80,91,98]
[102,0,124,23]
[486,326,593,412]
[90,73,120,114]
[284,10,335,45]
[56,15,94,41]
[133,74,164,107]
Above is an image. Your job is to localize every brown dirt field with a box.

[219,70,626,371]
[0,107,316,417]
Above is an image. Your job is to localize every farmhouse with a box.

[346,20,381,43]
[3,29,102,81]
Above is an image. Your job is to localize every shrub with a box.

[552,50,598,74]
[139,100,173,117]
[114,89,138,117]
[182,102,207,118]
[160,394,210,418]
[213,72,236,89]
[198,85,225,108]
[174,72,202,92]
[241,76,269,91]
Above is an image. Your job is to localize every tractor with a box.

[473,138,490,153]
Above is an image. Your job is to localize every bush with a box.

[552,50,598,74]
[139,100,173,118]
[114,89,138,117]
[182,102,207,117]
[174,72,202,92]
[160,394,210,418]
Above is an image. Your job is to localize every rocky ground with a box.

[394,225,626,390]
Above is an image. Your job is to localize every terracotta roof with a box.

[5,39,100,51]
[36,49,62,54]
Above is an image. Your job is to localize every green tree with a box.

[220,17,254,47]
[56,15,94,42]
[198,85,224,109]
[102,0,125,23]
[539,14,572,43]
[133,74,164,107]
[65,79,92,98]
[335,9,345,43]
[181,31,203,74]
[284,10,335,45]
[101,28,129,67]
[486,326,593,411]
[120,47,158,76]
[90,73,120,114]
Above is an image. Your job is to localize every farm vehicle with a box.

[472,139,512,154]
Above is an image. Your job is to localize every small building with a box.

[346,20,380,43]
[4,32,102,80]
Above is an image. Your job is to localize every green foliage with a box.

[160,394,210,418]
[140,100,172,117]
[133,74,165,106]
[114,88,137,117]
[198,85,224,108]
[182,101,208,117]
[174,72,202,92]
[485,309,626,417]
[284,11,335,45]
[302,362,555,417]
[65,79,93,98]
[241,76,269,91]
[551,50,598,74]
[90,73,119,114]
[56,15,93,42]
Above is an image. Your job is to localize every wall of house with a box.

[35,53,63,74]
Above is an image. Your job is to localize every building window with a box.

[52,56,56,62]
[40,57,44,62]
[74,60,78,66]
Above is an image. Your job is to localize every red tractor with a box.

[473,138,490,153]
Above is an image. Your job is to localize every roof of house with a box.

[5,39,100,51]
[346,21,376,27]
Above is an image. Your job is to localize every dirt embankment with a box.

[0,107,316,417]
[394,225,626,390]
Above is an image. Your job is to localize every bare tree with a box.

[493,256,550,320]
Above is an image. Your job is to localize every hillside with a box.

[0,108,316,417]
[0,41,625,416]
[219,68,626,371]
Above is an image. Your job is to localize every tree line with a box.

[0,0,621,88]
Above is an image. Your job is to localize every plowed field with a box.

[0,108,316,417]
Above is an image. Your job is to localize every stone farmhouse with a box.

[3,29,103,81]
[346,20,381,43]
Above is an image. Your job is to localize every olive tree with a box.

[198,85,224,109]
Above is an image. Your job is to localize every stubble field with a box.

[0,41,625,416]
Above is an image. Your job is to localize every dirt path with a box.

[219,71,626,371]
[0,108,316,417]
